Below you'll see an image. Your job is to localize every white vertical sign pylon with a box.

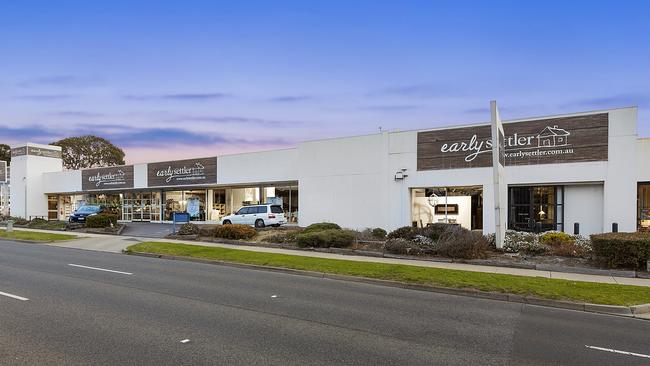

[491,100,507,248]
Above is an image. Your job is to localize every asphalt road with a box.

[1,240,649,365]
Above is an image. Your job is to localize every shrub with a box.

[539,231,574,246]
[591,232,650,269]
[302,222,341,234]
[6,216,29,226]
[371,228,387,239]
[384,238,425,256]
[296,229,356,248]
[261,230,300,244]
[178,223,200,236]
[503,230,548,255]
[418,223,450,241]
[86,214,118,228]
[198,225,216,237]
[387,226,418,240]
[435,225,489,259]
[214,224,257,240]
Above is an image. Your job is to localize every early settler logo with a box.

[440,125,573,162]
[88,170,126,187]
[147,157,217,187]
[156,162,206,183]
[416,113,608,171]
[82,165,134,191]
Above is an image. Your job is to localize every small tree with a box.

[0,144,10,164]
[51,136,125,170]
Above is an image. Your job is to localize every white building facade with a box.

[9,106,650,236]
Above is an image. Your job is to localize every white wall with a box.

[564,184,604,236]
[134,163,148,188]
[218,148,298,185]
[638,139,650,182]
[42,170,81,193]
[10,143,63,219]
[603,108,638,232]
[297,134,390,230]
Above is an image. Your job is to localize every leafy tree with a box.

[51,136,125,170]
[0,144,10,164]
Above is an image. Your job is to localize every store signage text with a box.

[147,157,217,187]
[82,166,134,191]
[11,145,62,159]
[417,113,608,170]
[156,162,206,183]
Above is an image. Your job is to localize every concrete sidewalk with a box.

[13,227,650,287]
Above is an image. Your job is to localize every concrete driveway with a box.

[121,222,174,238]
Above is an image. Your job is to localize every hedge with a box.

[214,224,257,240]
[590,232,650,269]
[296,229,356,248]
[302,222,341,234]
[85,214,118,228]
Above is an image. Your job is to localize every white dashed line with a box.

[0,290,29,301]
[68,264,133,275]
[180,339,191,344]
[585,345,650,359]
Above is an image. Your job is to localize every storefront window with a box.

[411,186,483,230]
[508,186,564,232]
[47,195,58,220]
[638,183,650,232]
[163,190,206,221]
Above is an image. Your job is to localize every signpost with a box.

[172,212,191,234]
[491,101,507,249]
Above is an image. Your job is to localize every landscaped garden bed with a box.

[167,221,650,276]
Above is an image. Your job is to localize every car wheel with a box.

[223,220,232,225]
[255,219,265,228]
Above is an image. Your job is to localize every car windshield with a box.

[77,205,100,214]
[270,205,283,214]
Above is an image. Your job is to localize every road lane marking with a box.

[68,264,133,275]
[180,339,190,344]
[585,345,650,359]
[0,291,29,301]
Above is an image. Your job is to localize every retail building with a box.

[8,106,650,236]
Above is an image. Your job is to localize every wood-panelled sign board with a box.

[0,161,6,183]
[82,166,134,191]
[10,146,62,159]
[417,113,609,171]
[147,157,217,187]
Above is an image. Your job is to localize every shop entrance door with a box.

[133,192,152,222]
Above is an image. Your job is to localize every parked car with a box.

[221,204,286,228]
[68,205,108,223]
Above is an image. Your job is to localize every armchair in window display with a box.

[640,209,650,232]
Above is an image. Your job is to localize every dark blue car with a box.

[68,205,106,223]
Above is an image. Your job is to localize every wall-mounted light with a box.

[394,168,408,181]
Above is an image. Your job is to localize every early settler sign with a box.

[82,165,134,191]
[0,161,7,183]
[417,113,609,171]
[147,157,217,187]
[11,145,63,159]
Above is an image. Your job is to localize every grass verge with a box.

[127,241,650,306]
[0,229,77,242]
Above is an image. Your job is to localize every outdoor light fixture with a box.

[394,168,408,181]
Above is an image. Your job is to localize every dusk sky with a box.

[1,0,649,164]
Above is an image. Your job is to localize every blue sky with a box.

[1,0,648,163]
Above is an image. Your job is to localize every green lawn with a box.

[127,241,650,306]
[0,229,77,242]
